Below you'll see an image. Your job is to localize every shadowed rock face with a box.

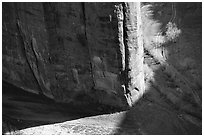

[2,2,128,107]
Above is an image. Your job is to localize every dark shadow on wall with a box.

[114,2,202,135]
[2,2,122,134]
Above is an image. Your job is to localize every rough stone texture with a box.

[123,3,144,106]
[3,3,48,96]
[2,2,127,107]
[2,2,202,107]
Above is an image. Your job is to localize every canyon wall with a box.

[3,2,128,107]
[2,2,202,107]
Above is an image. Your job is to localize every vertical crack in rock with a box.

[123,2,145,106]
[42,3,66,100]
[115,4,131,107]
[115,4,126,81]
[81,2,95,87]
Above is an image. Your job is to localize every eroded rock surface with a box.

[3,2,127,107]
[3,2,202,109]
